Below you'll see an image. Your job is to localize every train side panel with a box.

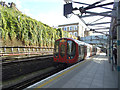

[53,38,101,65]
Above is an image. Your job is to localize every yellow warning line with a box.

[35,56,94,89]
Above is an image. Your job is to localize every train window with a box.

[87,47,90,52]
[79,46,81,55]
[60,44,65,57]
[81,46,84,54]
[67,40,76,59]
[54,41,59,56]
[92,48,94,52]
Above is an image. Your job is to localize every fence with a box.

[0,46,54,56]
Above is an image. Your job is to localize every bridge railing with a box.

[0,46,54,56]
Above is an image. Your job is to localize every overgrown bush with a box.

[0,4,77,47]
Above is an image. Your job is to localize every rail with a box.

[0,46,54,56]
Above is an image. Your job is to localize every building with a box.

[0,1,8,7]
[0,1,20,12]
[58,22,93,38]
[58,23,79,37]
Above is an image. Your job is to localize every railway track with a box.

[1,54,53,63]
[2,55,70,89]
[2,54,98,89]
[3,64,68,89]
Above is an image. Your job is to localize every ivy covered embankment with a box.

[0,4,77,47]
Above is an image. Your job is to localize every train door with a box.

[87,46,90,57]
[84,46,87,59]
[59,39,67,62]
[78,46,81,60]
[90,47,92,56]
[67,40,76,61]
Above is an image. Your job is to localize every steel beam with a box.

[93,27,110,30]
[87,22,111,26]
[84,2,114,10]
[85,11,114,17]
[80,14,97,18]
[73,1,113,10]
[81,11,112,18]
[94,31,109,36]
[92,26,110,28]
[95,30,109,32]
[88,16,105,24]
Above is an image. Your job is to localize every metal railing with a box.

[0,46,54,56]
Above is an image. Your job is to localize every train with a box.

[53,38,100,65]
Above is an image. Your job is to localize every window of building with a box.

[67,27,69,31]
[64,27,67,31]
[70,26,73,31]
[74,26,78,30]
[74,32,77,36]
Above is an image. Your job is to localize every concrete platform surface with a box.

[26,53,118,89]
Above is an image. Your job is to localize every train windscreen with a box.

[60,44,66,57]
[54,41,59,57]
[67,40,76,59]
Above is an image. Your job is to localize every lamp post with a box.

[117,0,120,89]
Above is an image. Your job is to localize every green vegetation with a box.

[0,3,76,47]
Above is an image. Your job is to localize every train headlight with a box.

[68,56,73,59]
[71,56,73,59]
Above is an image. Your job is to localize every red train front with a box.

[53,38,79,64]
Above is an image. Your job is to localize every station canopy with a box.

[65,0,114,36]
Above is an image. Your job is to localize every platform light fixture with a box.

[64,0,73,18]
[64,3,73,18]
[64,0,84,18]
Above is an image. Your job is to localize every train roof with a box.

[55,38,102,49]
[56,38,92,47]
[74,39,92,47]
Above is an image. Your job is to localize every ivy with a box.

[0,4,76,47]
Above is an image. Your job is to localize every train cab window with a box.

[54,41,59,57]
[67,40,76,59]
[60,44,65,57]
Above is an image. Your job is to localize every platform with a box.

[26,53,118,89]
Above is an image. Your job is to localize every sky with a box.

[2,0,114,31]
[2,0,81,27]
